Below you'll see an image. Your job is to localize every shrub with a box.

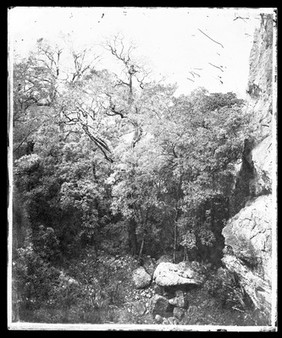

[204,268,252,311]
[13,244,61,318]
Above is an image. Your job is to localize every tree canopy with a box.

[11,38,255,322]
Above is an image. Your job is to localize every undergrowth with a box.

[13,247,270,326]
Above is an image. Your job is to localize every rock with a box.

[221,14,276,320]
[182,305,198,325]
[132,266,152,289]
[168,290,188,308]
[173,307,185,320]
[149,294,170,317]
[131,301,146,316]
[222,195,273,313]
[155,314,163,323]
[156,255,173,265]
[222,254,271,315]
[168,316,177,325]
[153,262,204,287]
[162,318,169,325]
[153,284,164,295]
[246,14,274,142]
[59,271,79,286]
[186,305,198,317]
[250,135,272,196]
[222,195,272,282]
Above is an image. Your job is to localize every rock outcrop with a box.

[246,14,274,141]
[221,13,276,319]
[250,135,272,196]
[223,195,272,281]
[153,262,204,287]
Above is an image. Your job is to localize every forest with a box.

[10,32,270,327]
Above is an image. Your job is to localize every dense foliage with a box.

[11,38,255,323]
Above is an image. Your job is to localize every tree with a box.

[154,88,252,263]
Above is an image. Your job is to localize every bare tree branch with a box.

[198,28,224,48]
[81,123,113,163]
[209,62,224,72]
[105,93,125,118]
[233,16,249,22]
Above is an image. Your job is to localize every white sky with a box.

[8,7,274,98]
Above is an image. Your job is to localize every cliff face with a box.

[221,13,276,318]
[246,14,274,142]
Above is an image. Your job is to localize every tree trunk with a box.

[128,73,133,104]
[183,246,189,262]
[173,208,180,263]
[138,236,145,260]
[128,219,138,256]
[173,223,177,263]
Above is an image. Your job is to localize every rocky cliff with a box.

[221,13,276,320]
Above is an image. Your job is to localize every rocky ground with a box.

[62,249,270,326]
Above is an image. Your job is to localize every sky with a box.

[8,7,274,98]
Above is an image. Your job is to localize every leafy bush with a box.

[13,245,61,313]
[33,225,61,263]
[204,268,252,311]
[13,244,103,323]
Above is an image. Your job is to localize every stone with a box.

[153,262,204,287]
[162,318,169,325]
[153,284,164,295]
[168,317,177,325]
[222,254,272,315]
[168,290,188,308]
[173,307,185,320]
[183,305,199,325]
[132,266,152,289]
[149,294,170,317]
[222,195,272,284]
[59,271,79,286]
[222,198,273,315]
[186,305,198,317]
[131,301,146,316]
[155,314,163,323]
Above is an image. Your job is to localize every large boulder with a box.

[132,267,152,289]
[222,254,271,314]
[222,195,272,283]
[153,262,204,287]
[222,195,272,314]
[149,294,170,317]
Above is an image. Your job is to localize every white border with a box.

[7,6,14,329]
[7,7,278,332]
[270,8,278,329]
